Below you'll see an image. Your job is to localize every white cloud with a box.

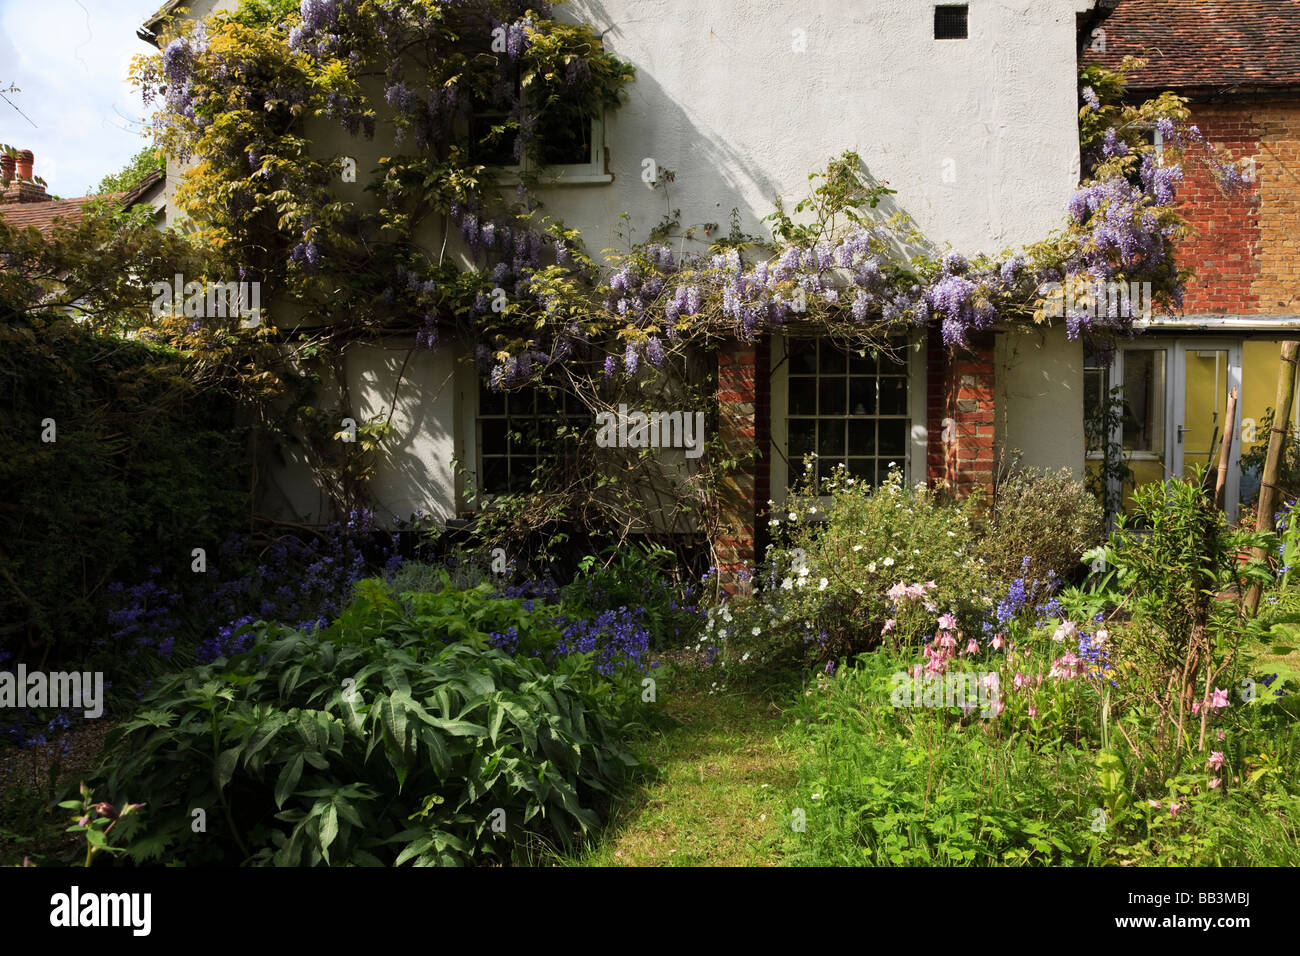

[0,0,162,196]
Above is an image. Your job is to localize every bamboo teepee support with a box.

[1246,341,1299,615]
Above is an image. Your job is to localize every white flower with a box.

[818,577,828,590]
[812,793,822,801]
[797,565,810,578]
[741,652,751,661]
[853,544,863,552]
[867,561,877,573]
[718,628,728,638]
[768,518,780,527]
[883,557,895,567]
[751,627,761,637]
[781,577,793,590]
[788,511,798,521]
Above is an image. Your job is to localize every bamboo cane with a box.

[1214,387,1238,510]
[1245,341,1299,615]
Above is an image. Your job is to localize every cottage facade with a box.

[144,0,1187,579]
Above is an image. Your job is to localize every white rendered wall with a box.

[994,324,1086,476]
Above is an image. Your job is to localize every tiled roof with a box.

[1084,0,1300,92]
[0,195,110,234]
[0,170,165,236]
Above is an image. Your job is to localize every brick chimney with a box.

[0,154,13,189]
[2,149,50,204]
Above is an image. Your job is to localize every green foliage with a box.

[988,467,1105,583]
[93,578,643,865]
[59,783,146,867]
[560,541,703,650]
[1069,472,1274,772]
[0,304,246,669]
[1240,405,1300,509]
[93,146,164,196]
[782,652,1300,866]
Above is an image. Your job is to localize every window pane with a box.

[1122,349,1165,452]
[879,419,907,456]
[789,419,816,458]
[819,340,847,374]
[789,339,817,374]
[818,420,845,457]
[481,419,508,456]
[848,458,874,481]
[849,351,877,375]
[789,377,817,416]
[848,419,876,455]
[537,111,592,166]
[849,377,876,416]
[879,377,908,415]
[819,378,846,415]
[482,457,508,494]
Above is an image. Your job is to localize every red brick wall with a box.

[926,327,995,499]
[1174,104,1263,314]
[716,342,757,594]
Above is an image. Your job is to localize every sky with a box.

[0,0,164,198]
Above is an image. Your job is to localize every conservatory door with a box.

[1172,341,1242,519]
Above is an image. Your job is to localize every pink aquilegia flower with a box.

[1192,700,1203,716]
[1013,672,1029,691]
[1028,704,1038,718]
[886,582,909,602]
[1207,751,1226,771]
[938,612,957,631]
[1208,777,1222,790]
[1210,688,1230,710]
[1169,803,1181,816]
[923,600,938,613]
[938,633,957,650]
[882,618,897,634]
[1049,652,1083,680]
[1148,800,1161,808]
[964,638,979,655]
[991,633,1004,650]
[1216,729,1226,741]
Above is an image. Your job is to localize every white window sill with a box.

[491,168,613,187]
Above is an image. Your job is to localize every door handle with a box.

[1177,424,1185,444]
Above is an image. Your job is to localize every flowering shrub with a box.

[729,462,996,667]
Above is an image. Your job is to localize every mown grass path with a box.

[566,677,802,866]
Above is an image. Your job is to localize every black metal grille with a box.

[934,5,968,40]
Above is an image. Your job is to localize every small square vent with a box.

[935,5,969,40]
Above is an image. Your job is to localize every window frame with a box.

[769,332,928,503]
[477,107,613,187]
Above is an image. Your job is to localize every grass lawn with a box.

[559,670,802,867]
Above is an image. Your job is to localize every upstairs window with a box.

[934,5,969,40]
[468,70,609,183]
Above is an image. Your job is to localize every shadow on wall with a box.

[564,0,944,262]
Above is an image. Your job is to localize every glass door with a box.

[1173,340,1242,520]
